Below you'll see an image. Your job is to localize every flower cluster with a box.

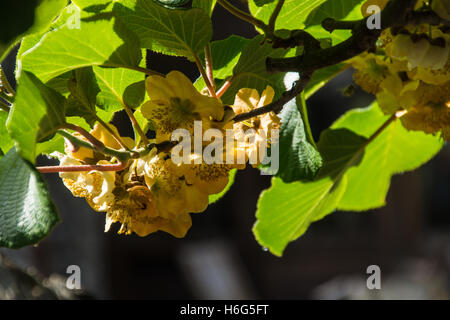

[54,71,280,238]
[352,0,450,140]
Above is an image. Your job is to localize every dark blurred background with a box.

[1,2,449,300]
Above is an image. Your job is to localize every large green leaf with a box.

[220,35,292,104]
[0,148,59,248]
[7,71,66,163]
[18,4,142,82]
[334,105,444,210]
[114,0,213,60]
[93,66,146,111]
[253,103,444,256]
[0,0,68,62]
[254,176,347,256]
[249,0,327,31]
[254,127,367,256]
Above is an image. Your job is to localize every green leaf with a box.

[194,35,250,92]
[305,0,365,45]
[7,71,66,163]
[0,112,14,156]
[254,102,444,256]
[220,35,292,104]
[93,66,146,111]
[254,175,348,256]
[333,105,444,210]
[45,71,73,96]
[209,169,237,204]
[18,4,142,82]
[0,148,59,249]
[274,96,322,182]
[192,0,217,15]
[249,0,327,31]
[0,0,68,62]
[254,127,367,256]
[114,0,213,60]
[305,0,364,26]
[206,36,251,80]
[65,67,100,126]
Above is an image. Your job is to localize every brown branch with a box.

[268,0,286,34]
[233,73,311,123]
[266,0,420,74]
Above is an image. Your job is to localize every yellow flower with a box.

[51,152,116,212]
[141,71,224,143]
[231,86,281,166]
[143,153,209,214]
[401,102,450,141]
[105,185,192,238]
[350,53,395,94]
[180,159,232,195]
[408,58,450,85]
[388,32,450,71]
[90,123,135,151]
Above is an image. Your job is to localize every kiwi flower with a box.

[140,71,224,143]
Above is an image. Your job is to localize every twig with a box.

[37,161,128,173]
[321,18,359,33]
[268,0,285,34]
[233,73,311,123]
[266,0,419,73]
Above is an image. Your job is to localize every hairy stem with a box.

[57,129,132,161]
[37,161,129,173]
[204,44,216,91]
[216,76,234,98]
[193,52,216,97]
